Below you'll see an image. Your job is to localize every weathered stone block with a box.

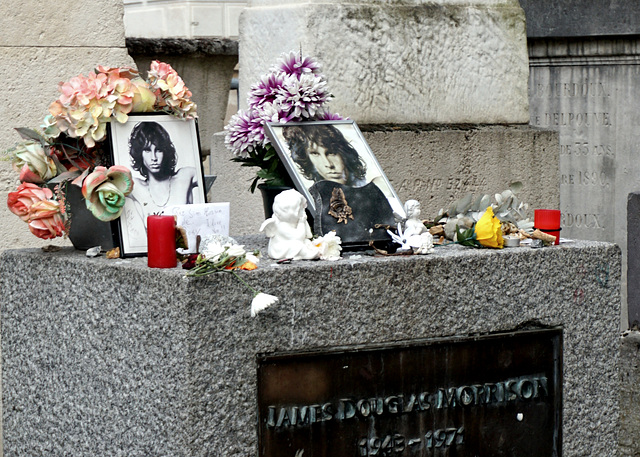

[239,0,530,124]
[520,0,640,38]
[0,0,127,47]
[528,37,640,328]
[0,240,620,456]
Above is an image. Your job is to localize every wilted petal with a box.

[251,293,278,317]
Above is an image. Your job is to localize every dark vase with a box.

[257,183,314,227]
[257,184,293,218]
[64,184,116,251]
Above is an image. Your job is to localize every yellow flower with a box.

[131,78,156,113]
[474,206,504,248]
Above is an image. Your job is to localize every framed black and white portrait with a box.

[109,114,206,256]
[265,120,405,246]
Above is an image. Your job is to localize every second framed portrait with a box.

[265,120,405,246]
[109,114,206,256]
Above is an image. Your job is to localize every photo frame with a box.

[109,114,207,256]
[265,120,405,246]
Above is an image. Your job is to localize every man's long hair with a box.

[283,124,366,185]
[128,121,177,180]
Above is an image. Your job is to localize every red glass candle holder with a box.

[147,215,177,268]
[534,209,561,245]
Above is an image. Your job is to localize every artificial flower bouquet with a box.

[225,51,344,191]
[5,61,197,240]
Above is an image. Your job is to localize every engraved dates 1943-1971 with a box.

[359,428,465,456]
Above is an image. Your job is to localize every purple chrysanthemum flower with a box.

[275,73,332,119]
[224,109,264,157]
[256,102,295,125]
[224,52,341,161]
[273,51,321,77]
[247,72,285,109]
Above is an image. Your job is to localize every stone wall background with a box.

[239,0,530,124]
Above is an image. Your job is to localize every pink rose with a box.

[7,183,54,221]
[7,183,65,239]
[27,199,66,240]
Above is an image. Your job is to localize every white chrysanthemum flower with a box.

[256,101,292,126]
[251,293,279,317]
[273,51,322,77]
[224,109,263,157]
[248,72,285,108]
[246,252,261,265]
[202,240,225,262]
[225,243,246,258]
[313,231,342,261]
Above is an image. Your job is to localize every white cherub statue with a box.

[260,189,320,260]
[403,199,427,238]
[388,199,434,254]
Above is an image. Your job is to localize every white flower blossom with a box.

[246,252,261,265]
[202,240,226,262]
[387,224,434,254]
[225,243,246,258]
[275,73,330,119]
[313,231,342,261]
[251,293,279,317]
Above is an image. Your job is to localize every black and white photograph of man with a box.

[111,115,205,254]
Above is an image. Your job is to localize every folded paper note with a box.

[163,203,230,253]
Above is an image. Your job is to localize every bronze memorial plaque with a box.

[257,328,562,457]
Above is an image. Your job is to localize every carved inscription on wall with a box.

[529,69,614,241]
[257,329,562,457]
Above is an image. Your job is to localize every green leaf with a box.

[256,169,272,179]
[47,169,83,185]
[15,128,47,144]
[456,225,480,248]
[249,177,259,193]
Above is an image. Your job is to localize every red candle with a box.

[147,215,177,268]
[534,209,561,245]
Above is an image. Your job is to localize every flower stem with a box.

[231,270,259,296]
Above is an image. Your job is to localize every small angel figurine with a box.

[403,199,427,238]
[260,189,320,260]
[388,199,434,254]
